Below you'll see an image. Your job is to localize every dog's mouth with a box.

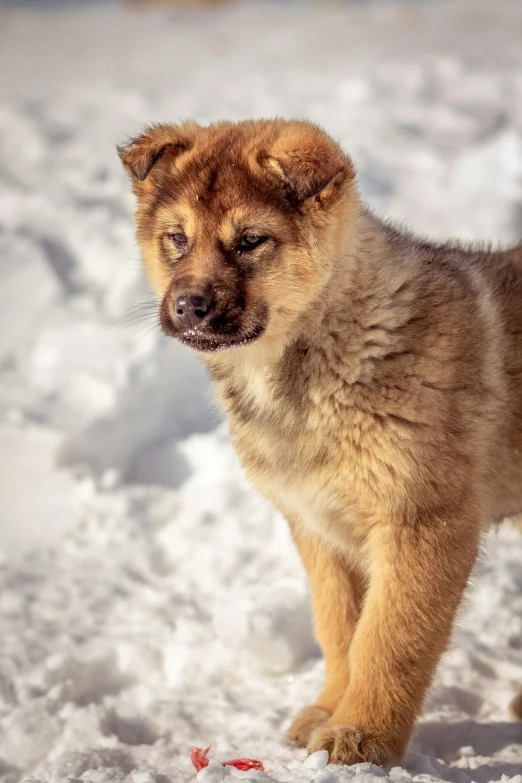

[160,302,268,353]
[177,321,266,353]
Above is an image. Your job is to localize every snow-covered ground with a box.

[1,1,522,781]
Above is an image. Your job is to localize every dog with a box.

[119,119,522,765]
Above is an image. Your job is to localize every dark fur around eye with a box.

[236,235,268,252]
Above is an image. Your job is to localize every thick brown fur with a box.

[119,119,522,765]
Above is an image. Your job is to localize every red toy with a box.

[190,746,265,773]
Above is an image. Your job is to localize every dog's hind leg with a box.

[511,688,522,718]
[496,516,522,719]
[509,514,522,719]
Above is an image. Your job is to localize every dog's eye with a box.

[236,234,267,252]
[169,232,188,250]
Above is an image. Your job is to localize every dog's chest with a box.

[214,347,412,552]
[245,419,374,555]
[220,366,380,552]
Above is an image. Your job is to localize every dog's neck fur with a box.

[204,204,422,419]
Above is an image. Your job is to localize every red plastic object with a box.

[190,746,211,772]
[190,746,265,773]
[223,758,265,771]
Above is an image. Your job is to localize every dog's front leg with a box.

[308,508,481,765]
[287,522,367,748]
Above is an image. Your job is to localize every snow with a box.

[0,1,522,782]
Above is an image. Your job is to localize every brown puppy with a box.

[119,119,522,766]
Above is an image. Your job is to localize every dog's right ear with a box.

[118,123,196,182]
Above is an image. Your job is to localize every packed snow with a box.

[0,1,522,782]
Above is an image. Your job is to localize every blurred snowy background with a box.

[1,1,522,782]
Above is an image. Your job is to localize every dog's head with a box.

[119,119,357,354]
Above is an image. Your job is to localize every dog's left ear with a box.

[118,123,197,183]
[261,122,354,206]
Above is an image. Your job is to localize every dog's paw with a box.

[287,705,331,748]
[308,723,396,766]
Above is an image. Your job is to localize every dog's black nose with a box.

[174,294,212,328]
